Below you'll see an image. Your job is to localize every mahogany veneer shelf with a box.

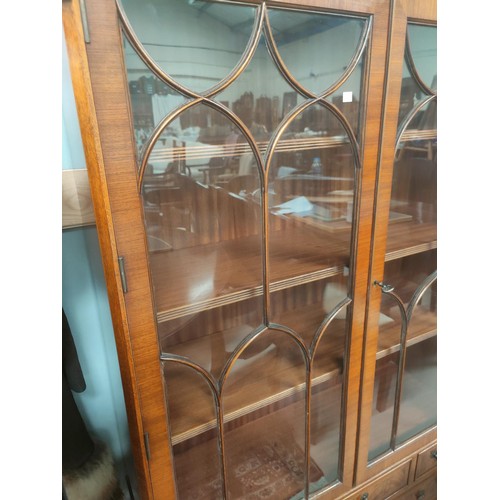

[399,129,436,142]
[151,218,434,324]
[168,367,343,445]
[164,310,346,444]
[172,391,343,499]
[385,222,436,261]
[376,310,436,360]
[148,135,351,165]
[151,223,351,322]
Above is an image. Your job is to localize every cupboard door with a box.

[65,0,389,497]
[356,0,437,483]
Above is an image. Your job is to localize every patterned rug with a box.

[175,425,325,499]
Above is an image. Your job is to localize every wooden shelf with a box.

[164,308,346,444]
[385,221,436,261]
[399,129,436,142]
[149,134,350,165]
[172,391,341,499]
[376,310,436,360]
[369,335,437,460]
[150,214,434,324]
[151,221,350,322]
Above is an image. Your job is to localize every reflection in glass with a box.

[329,59,366,140]
[397,329,437,443]
[143,102,262,239]
[309,311,349,491]
[368,264,435,462]
[393,99,437,228]
[216,35,304,153]
[384,251,436,307]
[368,292,402,461]
[120,0,257,94]
[398,23,436,126]
[268,8,366,96]
[158,297,262,379]
[162,362,223,499]
[270,276,349,342]
[398,59,423,127]
[122,36,187,156]
[407,24,437,91]
[118,1,370,495]
[143,103,264,340]
[223,329,310,499]
[268,103,355,288]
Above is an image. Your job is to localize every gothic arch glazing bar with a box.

[116,0,264,99]
[404,23,437,98]
[396,94,435,145]
[263,6,371,99]
[264,98,361,174]
[137,98,266,191]
[160,355,227,497]
[376,270,437,451]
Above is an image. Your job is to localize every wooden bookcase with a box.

[63,0,437,498]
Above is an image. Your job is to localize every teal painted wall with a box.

[62,33,137,497]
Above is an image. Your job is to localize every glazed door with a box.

[64,0,389,498]
[356,0,437,483]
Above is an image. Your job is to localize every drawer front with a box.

[415,444,437,479]
[352,460,411,500]
[396,471,437,500]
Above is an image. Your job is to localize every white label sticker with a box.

[342,91,353,103]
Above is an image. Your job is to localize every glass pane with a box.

[268,8,366,96]
[270,275,349,343]
[329,58,366,140]
[144,103,263,321]
[222,329,313,499]
[216,34,305,152]
[386,100,437,261]
[368,260,435,462]
[120,0,258,94]
[158,297,262,379]
[117,2,371,495]
[268,103,356,286]
[122,35,187,157]
[163,362,223,499]
[384,251,436,306]
[398,59,423,127]
[368,260,437,461]
[309,308,349,491]
[369,21,437,458]
[407,24,437,91]
[397,284,437,445]
[368,293,402,461]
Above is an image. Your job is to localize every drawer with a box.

[351,460,411,500]
[415,444,437,479]
[395,470,437,500]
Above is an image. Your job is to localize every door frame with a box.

[354,0,437,485]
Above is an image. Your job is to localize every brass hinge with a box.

[144,432,151,462]
[78,0,90,43]
[118,256,128,293]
